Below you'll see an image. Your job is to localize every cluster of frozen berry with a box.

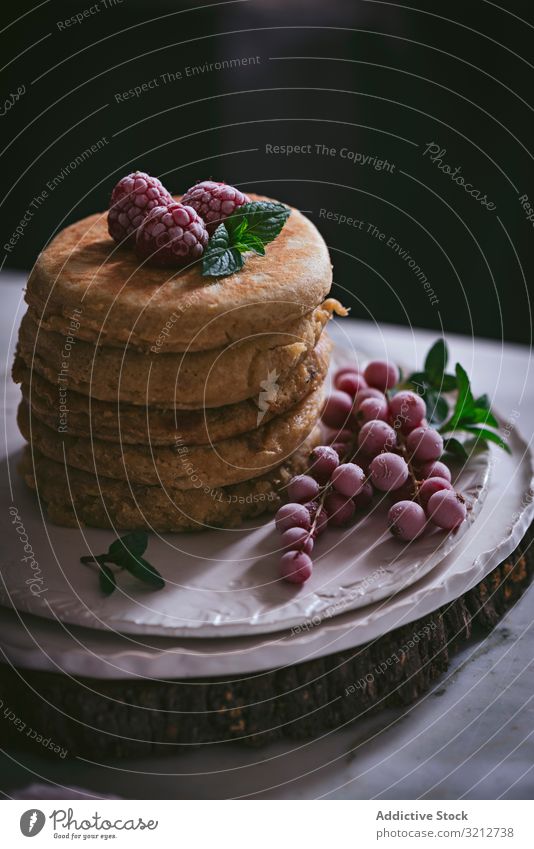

[107,171,249,267]
[275,359,467,584]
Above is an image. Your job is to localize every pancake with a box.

[25,194,332,353]
[14,333,331,446]
[17,382,323,489]
[18,301,339,408]
[21,433,319,531]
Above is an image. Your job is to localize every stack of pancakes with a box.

[14,194,340,531]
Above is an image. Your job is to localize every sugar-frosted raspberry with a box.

[181,180,250,232]
[108,171,173,244]
[134,202,208,267]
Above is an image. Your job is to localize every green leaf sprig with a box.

[202,201,290,278]
[439,362,509,454]
[80,531,164,596]
[404,339,509,459]
[404,339,457,425]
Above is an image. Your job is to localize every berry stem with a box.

[307,482,330,537]
[397,431,422,505]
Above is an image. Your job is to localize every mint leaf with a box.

[474,393,491,410]
[99,564,117,596]
[202,224,244,277]
[80,553,110,567]
[225,201,290,245]
[424,339,448,386]
[108,530,148,562]
[461,425,511,453]
[121,554,165,589]
[455,363,476,413]
[465,407,500,429]
[232,217,248,240]
[202,202,290,278]
[413,342,508,455]
[407,371,428,389]
[440,373,458,392]
[441,363,476,430]
[236,231,265,255]
[410,372,455,392]
[80,531,164,595]
[424,390,449,424]
[442,436,468,461]
[441,364,501,435]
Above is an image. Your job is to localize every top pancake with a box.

[26,194,332,353]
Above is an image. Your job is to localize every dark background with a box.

[1,0,533,343]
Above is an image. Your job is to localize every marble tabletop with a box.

[1,271,533,800]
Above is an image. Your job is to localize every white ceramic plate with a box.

[0,422,531,680]
[0,428,491,638]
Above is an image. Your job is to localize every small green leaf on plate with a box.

[121,554,165,589]
[99,564,117,596]
[108,530,148,562]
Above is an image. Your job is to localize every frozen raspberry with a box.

[108,171,173,244]
[181,180,250,232]
[135,202,208,267]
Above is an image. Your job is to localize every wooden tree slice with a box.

[1,525,533,760]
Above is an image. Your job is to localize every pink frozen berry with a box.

[354,387,385,409]
[334,371,368,396]
[275,503,311,533]
[309,445,339,484]
[389,391,426,430]
[280,550,313,584]
[287,474,319,503]
[369,452,409,492]
[135,202,208,267]
[353,480,374,510]
[427,490,466,530]
[325,492,355,526]
[388,500,427,541]
[418,476,453,511]
[321,390,354,429]
[331,428,353,444]
[406,426,444,462]
[329,430,353,460]
[419,460,452,482]
[358,420,397,456]
[331,462,366,497]
[357,396,389,423]
[181,180,250,233]
[333,365,363,380]
[364,359,400,392]
[108,171,173,244]
[388,478,417,504]
[331,442,349,457]
[280,527,314,555]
